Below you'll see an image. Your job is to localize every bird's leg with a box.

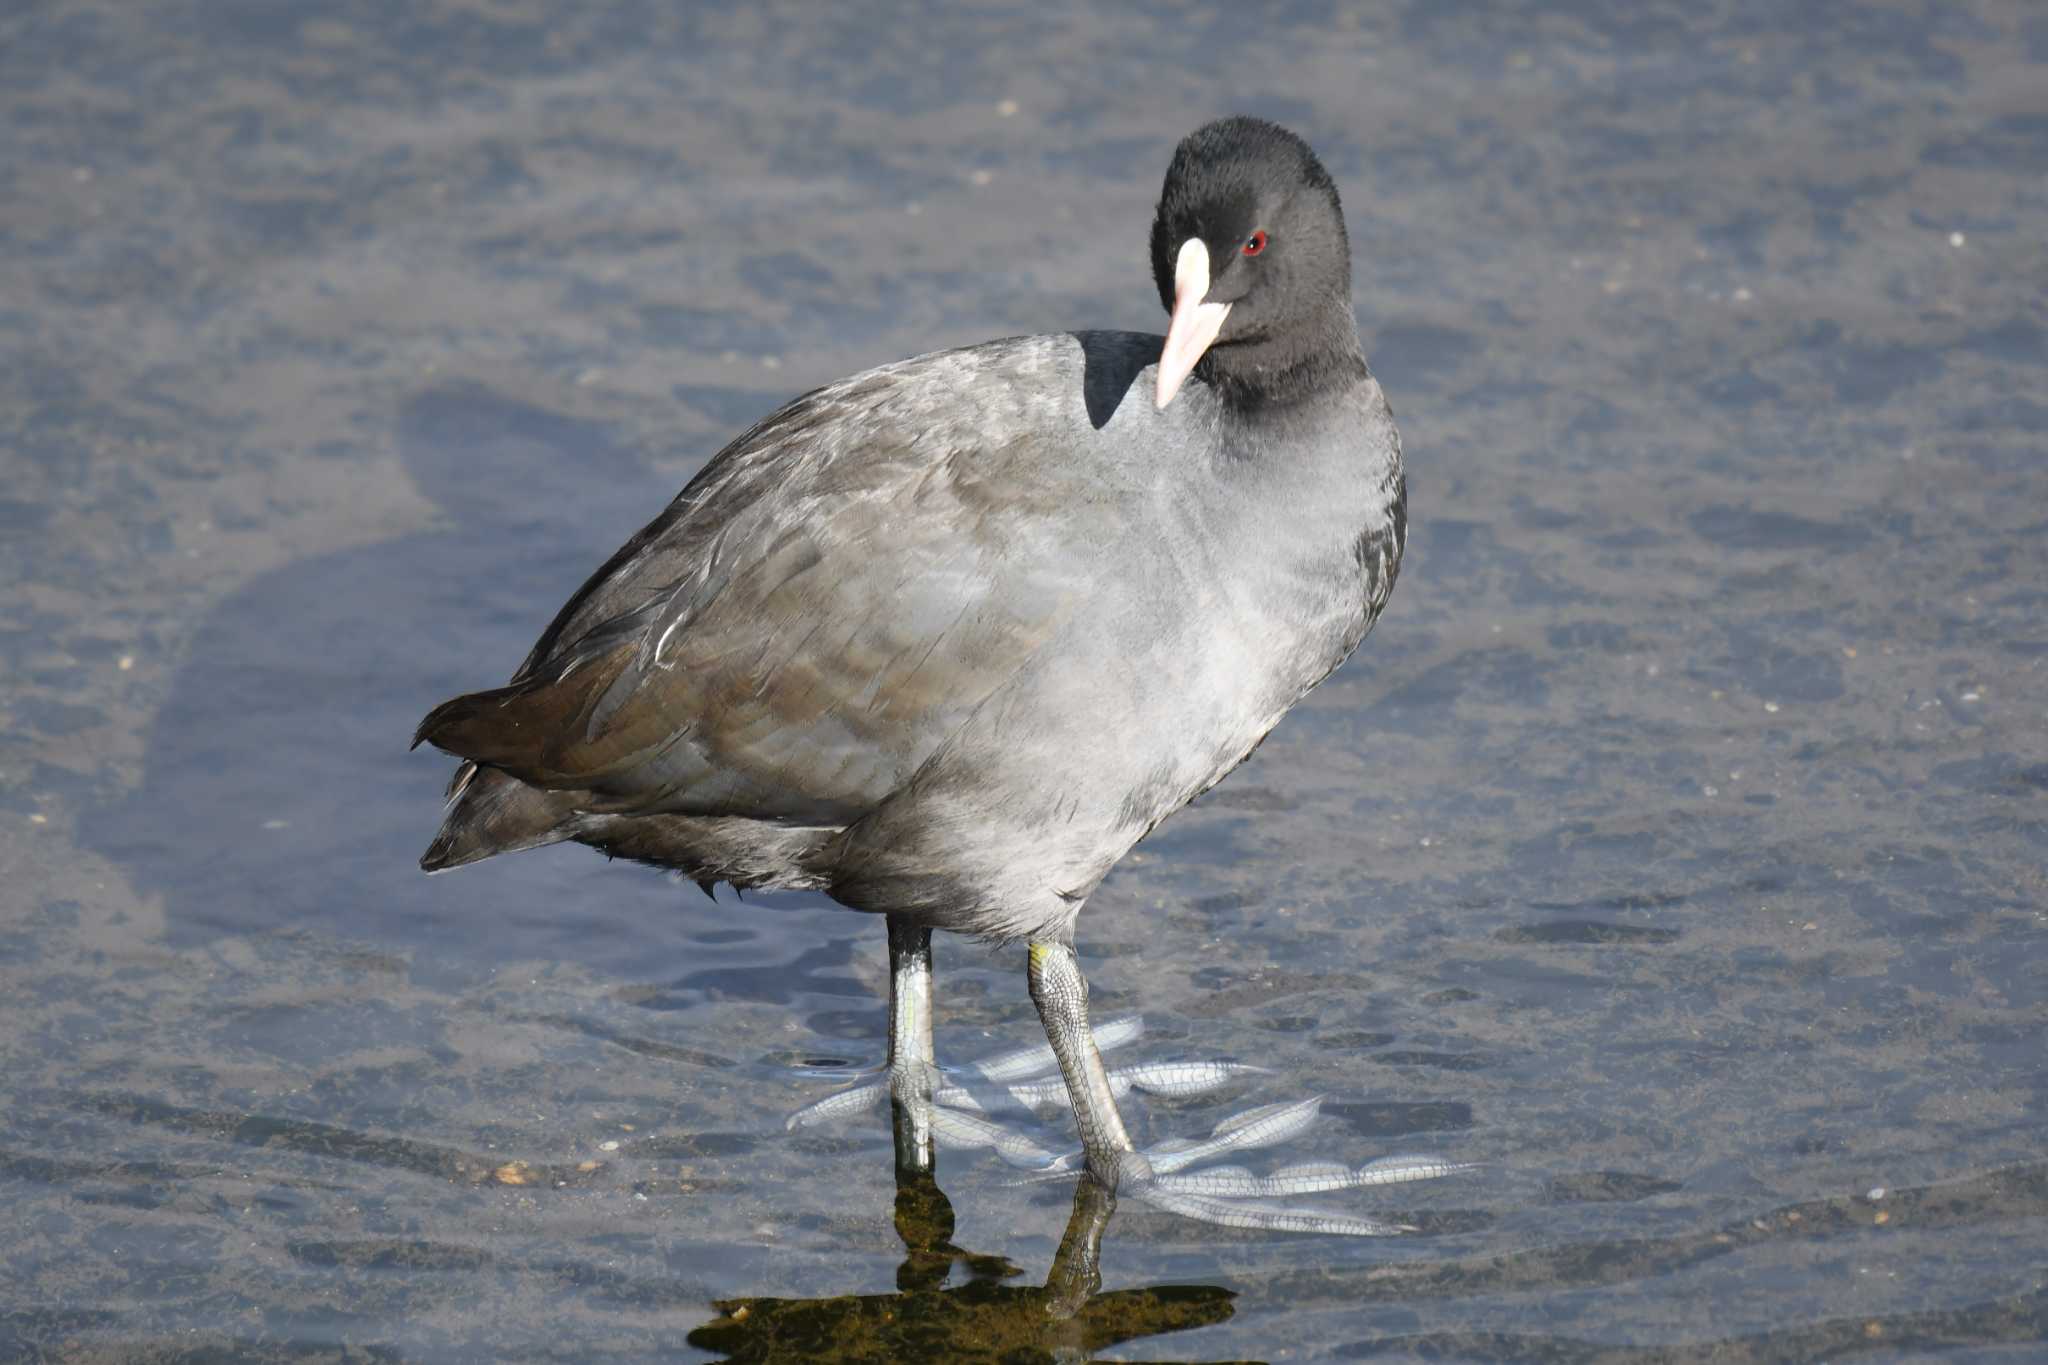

[1027,941,1150,1190]
[887,915,937,1174]
[794,947,1473,1234]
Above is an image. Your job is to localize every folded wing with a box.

[416,342,1098,835]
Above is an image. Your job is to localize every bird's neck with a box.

[1196,301,1366,413]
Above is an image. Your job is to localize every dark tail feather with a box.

[412,682,541,758]
[420,763,580,872]
[413,691,485,752]
[411,648,629,784]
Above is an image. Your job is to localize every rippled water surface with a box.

[4,1,2045,1359]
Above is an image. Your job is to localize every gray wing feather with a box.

[417,339,1103,824]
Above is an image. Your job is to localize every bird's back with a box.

[416,328,1402,941]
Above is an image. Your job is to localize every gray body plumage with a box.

[417,328,1405,945]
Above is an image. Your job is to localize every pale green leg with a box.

[1027,941,1153,1190]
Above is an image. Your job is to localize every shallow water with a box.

[4,0,2045,1359]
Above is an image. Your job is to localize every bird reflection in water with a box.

[688,1170,1236,1363]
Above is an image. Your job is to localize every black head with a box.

[1149,117,1360,410]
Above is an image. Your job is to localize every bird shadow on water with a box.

[80,381,851,990]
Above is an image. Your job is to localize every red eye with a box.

[1242,230,1267,257]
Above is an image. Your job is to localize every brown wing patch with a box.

[415,339,1101,828]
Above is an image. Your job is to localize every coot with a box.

[416,116,1407,1196]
